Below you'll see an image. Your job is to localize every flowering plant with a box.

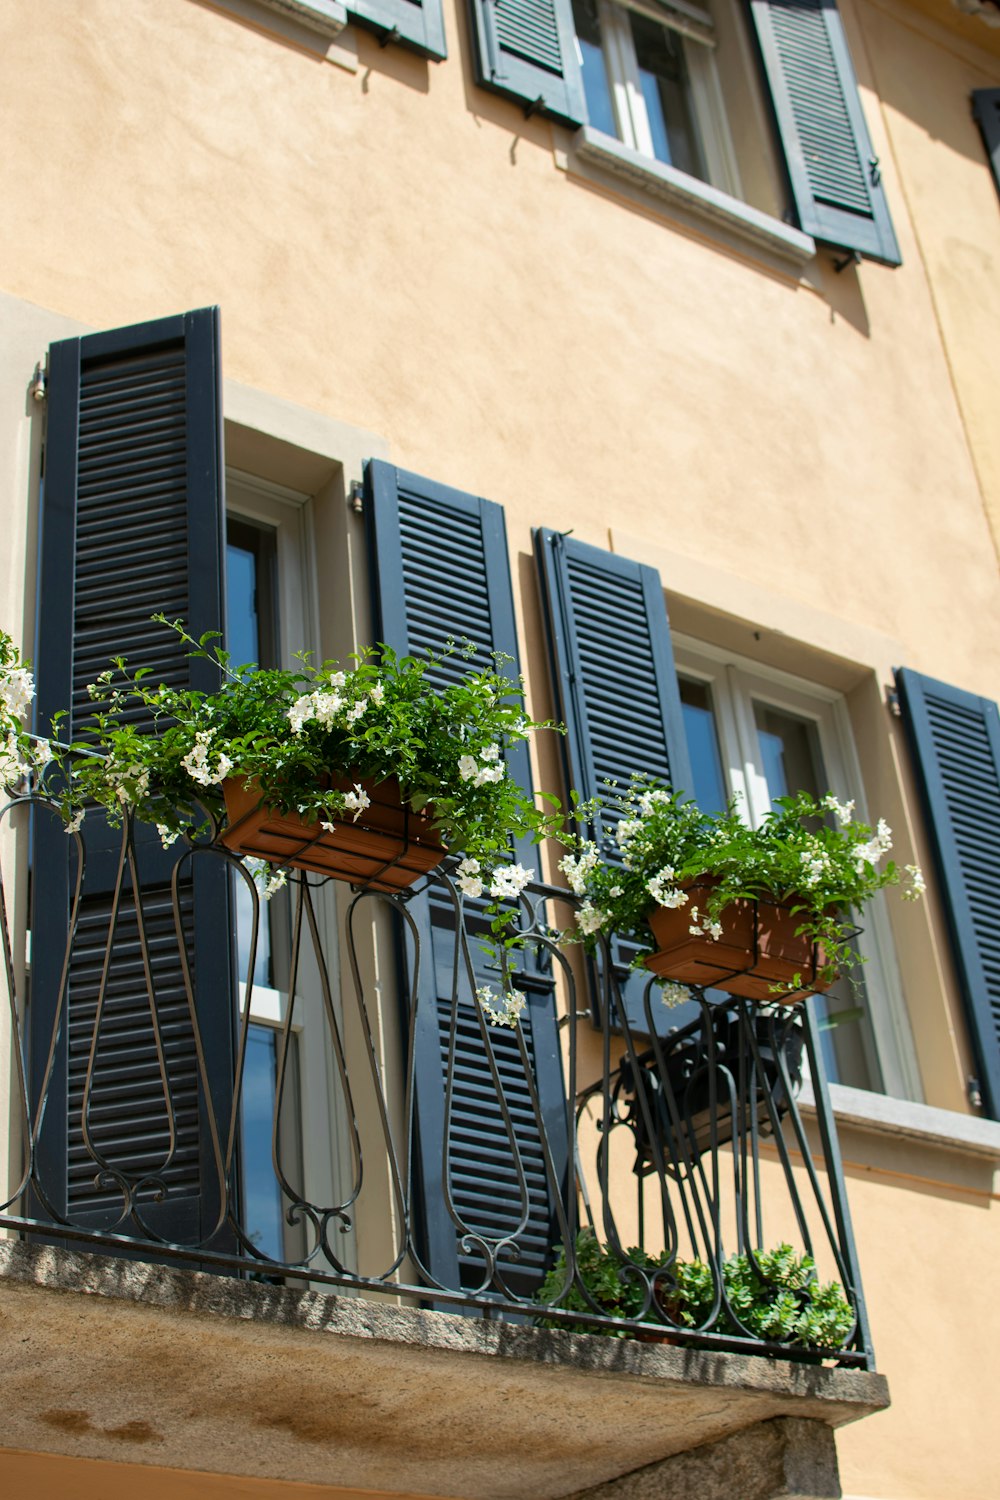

[42,616,560,866]
[0,630,53,788]
[559,778,924,988]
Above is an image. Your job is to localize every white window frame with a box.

[578,0,742,198]
[674,635,923,1104]
[225,469,356,1271]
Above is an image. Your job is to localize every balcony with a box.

[0,788,888,1497]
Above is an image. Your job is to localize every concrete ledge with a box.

[566,1418,841,1500]
[0,1242,888,1499]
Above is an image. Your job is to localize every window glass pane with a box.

[573,0,619,140]
[679,677,727,812]
[629,14,704,179]
[753,702,823,804]
[752,701,882,1092]
[242,1024,304,1264]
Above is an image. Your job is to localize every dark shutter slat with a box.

[748,0,900,265]
[973,89,1000,202]
[535,529,694,1039]
[31,309,236,1246]
[366,461,568,1295]
[467,0,585,126]
[895,668,1000,1119]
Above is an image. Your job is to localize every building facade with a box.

[1,0,1000,1495]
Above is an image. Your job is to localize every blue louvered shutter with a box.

[973,89,1000,202]
[255,0,446,59]
[365,460,567,1296]
[534,529,696,1037]
[748,0,900,265]
[31,309,236,1245]
[467,0,585,126]
[895,669,1000,1120]
[349,0,446,57]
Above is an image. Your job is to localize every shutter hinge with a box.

[885,686,901,718]
[524,95,546,119]
[869,155,882,187]
[968,1076,983,1110]
[378,24,400,46]
[833,249,862,274]
[29,362,47,403]
[348,481,364,515]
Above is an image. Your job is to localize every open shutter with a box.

[534,529,695,1037]
[467,0,585,126]
[748,0,900,265]
[973,89,1000,202]
[365,460,567,1296]
[255,0,446,59]
[348,0,446,57]
[31,309,236,1246]
[895,669,1000,1121]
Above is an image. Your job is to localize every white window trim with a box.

[674,635,924,1105]
[568,127,815,266]
[226,468,356,1272]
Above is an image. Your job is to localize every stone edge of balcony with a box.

[0,1239,889,1420]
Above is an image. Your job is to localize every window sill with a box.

[798,1081,1000,1162]
[252,0,347,36]
[566,126,815,270]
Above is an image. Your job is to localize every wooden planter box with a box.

[645,887,831,1003]
[219,775,445,893]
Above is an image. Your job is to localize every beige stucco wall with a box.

[2,0,1000,1495]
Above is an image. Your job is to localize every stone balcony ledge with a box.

[0,1241,888,1499]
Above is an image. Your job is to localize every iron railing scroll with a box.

[0,776,874,1368]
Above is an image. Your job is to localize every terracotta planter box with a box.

[219,774,445,893]
[644,887,831,1003]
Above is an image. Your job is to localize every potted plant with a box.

[535,1229,855,1353]
[17,618,561,1014]
[560,778,926,1001]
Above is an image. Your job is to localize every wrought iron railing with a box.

[0,784,874,1368]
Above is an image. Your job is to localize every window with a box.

[571,0,740,194]
[469,0,901,264]
[675,640,918,1100]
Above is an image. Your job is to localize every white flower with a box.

[559,844,599,896]
[346,700,366,723]
[660,981,690,1009]
[854,819,892,872]
[456,856,483,899]
[327,671,347,688]
[181,730,231,788]
[646,868,688,908]
[489,863,533,900]
[473,764,505,787]
[577,901,606,935]
[341,784,371,822]
[615,817,641,849]
[821,794,856,826]
[0,730,30,788]
[246,858,287,901]
[32,738,52,767]
[458,754,478,781]
[369,682,385,705]
[706,919,723,941]
[311,690,344,728]
[480,743,501,762]
[64,809,85,835]
[799,848,830,888]
[476,984,526,1028]
[637,789,670,817]
[0,666,34,719]
[157,824,180,849]
[904,863,926,900]
[287,697,315,734]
